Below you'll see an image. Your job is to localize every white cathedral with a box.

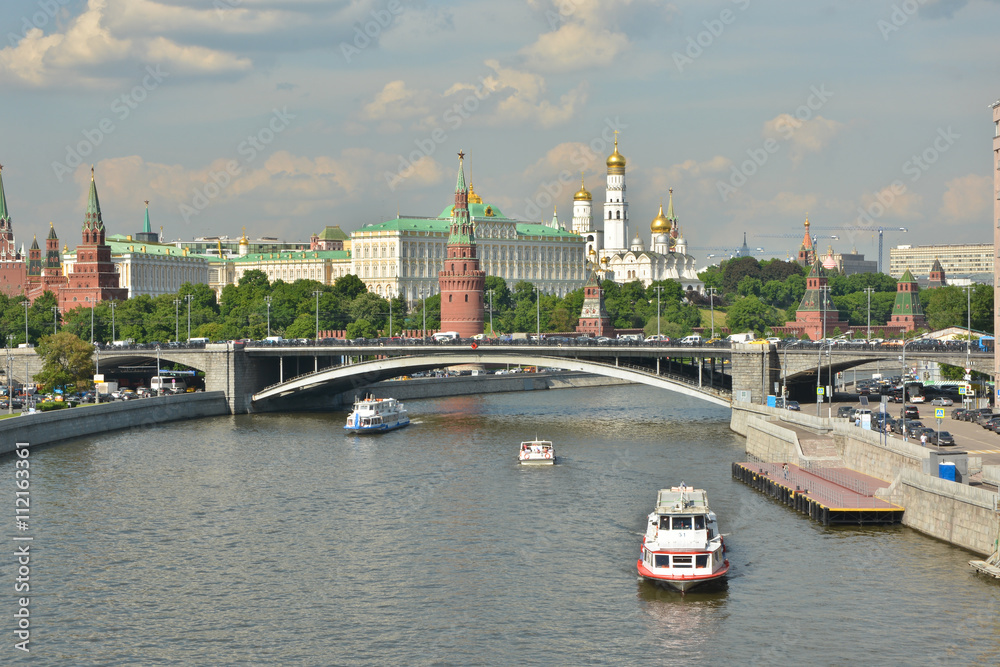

[566,136,704,293]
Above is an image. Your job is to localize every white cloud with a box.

[362,80,432,122]
[762,114,844,165]
[465,60,588,128]
[939,173,991,222]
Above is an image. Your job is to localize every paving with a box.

[733,461,904,525]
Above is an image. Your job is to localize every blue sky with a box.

[0,0,997,267]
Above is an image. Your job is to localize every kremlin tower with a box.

[0,165,27,297]
[797,217,815,266]
[438,152,485,337]
[889,269,927,332]
[602,133,628,254]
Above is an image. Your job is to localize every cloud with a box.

[474,60,588,128]
[0,0,251,87]
[939,173,991,222]
[522,142,602,181]
[362,80,432,122]
[860,186,923,220]
[519,0,670,72]
[762,114,844,165]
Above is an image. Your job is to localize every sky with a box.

[0,0,998,268]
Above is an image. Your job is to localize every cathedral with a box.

[571,135,704,293]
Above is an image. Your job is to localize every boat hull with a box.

[518,457,555,466]
[344,417,410,434]
[636,559,729,593]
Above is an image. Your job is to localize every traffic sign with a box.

[958,386,966,395]
[935,408,945,419]
[816,387,825,396]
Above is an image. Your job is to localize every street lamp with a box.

[173,298,180,342]
[313,290,322,340]
[863,287,875,341]
[388,292,393,338]
[421,288,427,339]
[487,289,494,338]
[900,337,920,440]
[707,287,717,339]
[535,285,541,340]
[264,296,272,338]
[653,285,663,338]
[22,298,29,347]
[94,345,100,404]
[6,335,13,414]
[110,301,117,343]
[185,294,194,342]
[90,300,95,344]
[52,306,58,335]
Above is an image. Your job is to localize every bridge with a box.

[68,340,994,414]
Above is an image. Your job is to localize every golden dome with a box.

[574,174,592,201]
[650,203,670,234]
[606,135,626,171]
[468,184,483,204]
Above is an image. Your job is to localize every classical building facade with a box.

[438,154,485,337]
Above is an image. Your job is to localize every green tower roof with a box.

[142,201,152,233]
[899,268,915,283]
[85,167,103,230]
[0,165,9,223]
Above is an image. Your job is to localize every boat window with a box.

[672,556,693,568]
[659,517,670,530]
[695,555,708,568]
[672,516,693,530]
[654,554,670,568]
[694,515,705,530]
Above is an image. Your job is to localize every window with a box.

[449,294,453,302]
[654,554,670,568]
[672,556,693,568]
[672,516,692,530]
[464,294,468,302]
[695,555,708,568]
[694,516,705,530]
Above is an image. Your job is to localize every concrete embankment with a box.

[335,371,632,406]
[731,403,1000,556]
[0,392,229,455]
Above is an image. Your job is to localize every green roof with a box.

[96,235,214,259]
[142,204,152,234]
[316,225,348,241]
[85,169,103,231]
[0,167,9,223]
[899,268,916,282]
[358,208,581,240]
[228,249,350,263]
[439,201,509,219]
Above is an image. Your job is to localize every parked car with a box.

[950,408,967,420]
[836,406,855,419]
[901,406,919,419]
[930,397,954,406]
[930,431,955,446]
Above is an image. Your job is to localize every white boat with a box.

[344,396,410,433]
[637,485,729,592]
[518,439,555,465]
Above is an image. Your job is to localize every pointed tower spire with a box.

[666,188,675,220]
[143,200,151,233]
[455,150,467,193]
[0,164,9,225]
[85,166,103,232]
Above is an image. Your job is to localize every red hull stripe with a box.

[636,560,730,581]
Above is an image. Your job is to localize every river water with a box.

[4,385,998,665]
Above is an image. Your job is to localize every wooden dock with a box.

[732,462,904,525]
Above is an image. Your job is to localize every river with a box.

[3,385,998,665]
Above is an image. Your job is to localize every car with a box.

[901,406,919,419]
[837,406,855,419]
[930,431,955,446]
[950,408,967,420]
[929,397,954,406]
[644,334,670,342]
[783,400,801,411]
[910,395,926,403]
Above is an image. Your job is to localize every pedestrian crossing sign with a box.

[935,408,945,419]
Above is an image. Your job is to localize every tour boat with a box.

[344,396,410,433]
[518,439,555,465]
[637,484,729,592]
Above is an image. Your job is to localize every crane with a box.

[809,226,907,273]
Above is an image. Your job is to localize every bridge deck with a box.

[733,462,903,525]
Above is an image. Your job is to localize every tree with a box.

[331,274,367,299]
[721,257,762,294]
[346,318,378,340]
[760,259,805,283]
[737,276,763,298]
[725,296,782,335]
[34,332,95,392]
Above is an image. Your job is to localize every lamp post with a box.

[388,293,393,338]
[52,306,58,335]
[421,288,427,339]
[264,296,272,338]
[816,286,830,416]
[23,298,29,347]
[94,345,99,404]
[313,290,322,340]
[900,337,920,440]
[863,287,875,341]
[173,298,180,342]
[707,287,717,339]
[653,285,663,338]
[487,289,494,337]
[110,301,117,343]
[6,335,13,414]
[535,285,541,341]
[155,344,160,395]
[90,301,95,344]
[185,294,194,342]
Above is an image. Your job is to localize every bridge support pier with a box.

[731,343,780,405]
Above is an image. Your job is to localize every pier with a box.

[732,462,904,525]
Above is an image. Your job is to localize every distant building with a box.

[889,243,993,282]
[888,268,927,332]
[772,259,851,340]
[310,226,349,251]
[796,217,815,266]
[992,97,1000,381]
[926,258,947,289]
[438,153,485,338]
[834,248,877,276]
[576,266,614,337]
[0,166,27,297]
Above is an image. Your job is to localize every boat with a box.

[344,395,410,433]
[637,484,729,592]
[518,439,555,465]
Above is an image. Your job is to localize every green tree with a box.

[721,257,762,294]
[34,332,95,392]
[346,318,378,339]
[725,296,782,335]
[332,274,367,300]
[737,276,763,298]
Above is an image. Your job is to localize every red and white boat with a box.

[518,439,555,465]
[637,485,729,592]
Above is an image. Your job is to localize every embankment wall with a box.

[0,392,229,455]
